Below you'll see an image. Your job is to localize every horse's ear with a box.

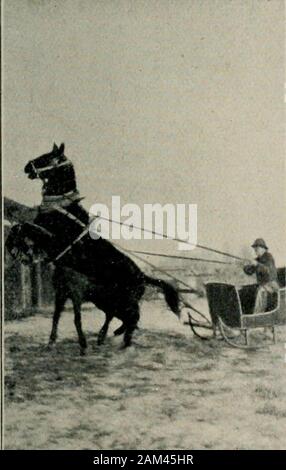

[58,143,65,155]
[53,143,58,154]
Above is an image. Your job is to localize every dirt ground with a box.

[4,297,286,450]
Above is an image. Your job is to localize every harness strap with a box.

[112,240,211,324]
[42,190,81,202]
[49,207,97,263]
[53,205,86,228]
[31,160,40,178]
[53,227,90,262]
[33,160,71,175]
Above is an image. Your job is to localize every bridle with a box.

[30,159,70,178]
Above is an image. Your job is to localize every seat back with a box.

[277,267,286,288]
[274,288,286,325]
[238,284,258,315]
[205,283,242,328]
[266,291,279,312]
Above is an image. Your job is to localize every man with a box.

[243,238,279,313]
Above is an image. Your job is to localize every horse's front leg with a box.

[48,291,66,347]
[123,303,140,348]
[72,298,87,355]
[97,314,113,345]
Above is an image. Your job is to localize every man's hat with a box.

[251,238,268,250]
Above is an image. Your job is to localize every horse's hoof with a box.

[121,342,132,350]
[80,348,87,356]
[46,342,56,351]
[114,330,123,336]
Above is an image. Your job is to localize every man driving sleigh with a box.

[243,238,279,313]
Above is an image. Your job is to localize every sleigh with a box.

[203,269,286,348]
[184,267,285,348]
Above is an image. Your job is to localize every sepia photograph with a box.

[1,0,285,454]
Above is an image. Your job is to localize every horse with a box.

[49,265,138,351]
[6,223,180,354]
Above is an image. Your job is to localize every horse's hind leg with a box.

[72,298,87,355]
[123,303,140,348]
[114,324,139,336]
[48,291,66,347]
[97,313,113,345]
[113,323,126,336]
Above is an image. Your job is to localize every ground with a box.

[4,297,286,450]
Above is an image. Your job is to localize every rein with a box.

[95,215,250,263]
[112,241,211,325]
[49,207,94,262]
[129,249,232,265]
[53,226,90,262]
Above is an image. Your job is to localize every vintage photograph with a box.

[2,0,285,451]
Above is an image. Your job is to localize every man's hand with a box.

[243,263,256,276]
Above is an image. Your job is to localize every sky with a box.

[2,0,285,264]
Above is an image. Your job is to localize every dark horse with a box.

[7,144,179,353]
[6,222,180,354]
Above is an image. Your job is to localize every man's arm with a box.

[255,253,274,277]
[244,253,274,277]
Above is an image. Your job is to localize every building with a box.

[4,198,54,320]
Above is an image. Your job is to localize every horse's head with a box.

[6,224,36,264]
[24,142,65,179]
[6,223,51,265]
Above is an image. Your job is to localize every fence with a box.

[4,237,55,320]
[4,200,55,320]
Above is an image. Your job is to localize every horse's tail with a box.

[143,275,180,317]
